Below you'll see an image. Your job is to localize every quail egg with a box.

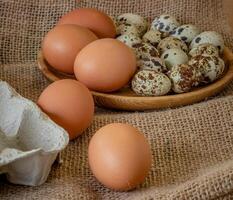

[189,43,219,57]
[188,55,225,83]
[138,57,168,73]
[133,42,160,60]
[142,30,162,47]
[170,24,201,43]
[161,48,189,69]
[190,31,225,53]
[116,23,140,36]
[116,13,148,36]
[117,33,142,48]
[168,64,202,93]
[131,70,171,96]
[157,36,188,53]
[151,14,180,37]
[111,16,118,27]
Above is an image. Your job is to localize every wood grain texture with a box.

[38,48,233,111]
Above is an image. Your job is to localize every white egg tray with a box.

[0,81,69,186]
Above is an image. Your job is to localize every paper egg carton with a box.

[0,81,69,186]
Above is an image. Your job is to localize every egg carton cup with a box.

[0,81,69,186]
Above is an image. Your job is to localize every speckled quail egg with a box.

[117,33,142,48]
[168,64,202,93]
[138,57,168,73]
[170,24,201,43]
[131,70,171,96]
[111,16,118,27]
[151,14,180,37]
[157,36,188,54]
[116,13,148,36]
[161,48,189,70]
[189,43,219,57]
[188,55,225,83]
[116,23,140,36]
[133,42,160,60]
[190,31,225,53]
[142,30,162,47]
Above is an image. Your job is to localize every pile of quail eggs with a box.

[114,13,225,96]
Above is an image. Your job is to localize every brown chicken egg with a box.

[58,8,116,38]
[42,24,98,74]
[74,38,137,92]
[37,79,94,140]
[88,123,152,191]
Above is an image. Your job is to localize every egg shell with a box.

[188,55,225,83]
[116,33,142,48]
[157,36,188,54]
[151,14,180,36]
[88,123,152,191]
[168,64,202,93]
[37,79,94,140]
[133,42,160,60]
[57,8,116,38]
[138,57,168,73]
[42,24,98,74]
[74,38,137,92]
[170,24,201,43]
[189,43,219,57]
[190,31,225,53]
[142,30,162,47]
[116,23,140,36]
[161,48,189,70]
[116,13,148,36]
[131,70,171,96]
[111,16,118,26]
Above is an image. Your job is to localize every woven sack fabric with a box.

[0,0,233,199]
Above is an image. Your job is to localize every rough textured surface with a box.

[0,0,233,199]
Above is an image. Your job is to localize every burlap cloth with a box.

[0,0,233,199]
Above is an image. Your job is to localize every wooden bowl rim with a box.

[37,47,233,110]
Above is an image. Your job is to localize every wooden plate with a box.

[37,48,233,111]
